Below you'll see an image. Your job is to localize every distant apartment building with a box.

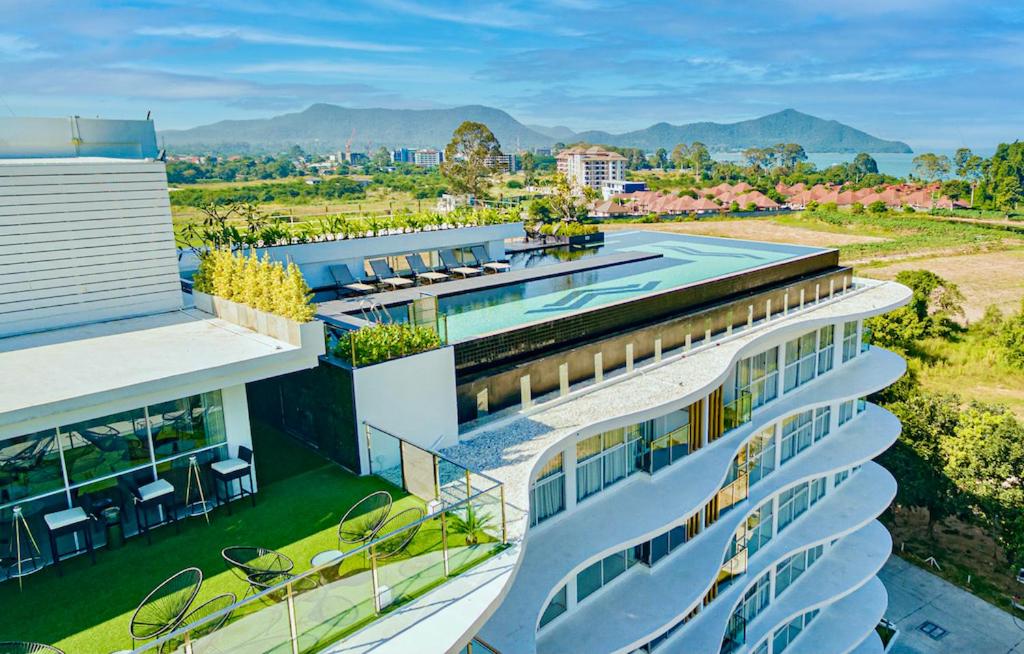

[391,148,414,164]
[534,147,552,157]
[485,153,518,173]
[414,148,443,167]
[556,145,627,190]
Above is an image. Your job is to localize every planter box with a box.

[192,290,323,349]
[569,231,605,247]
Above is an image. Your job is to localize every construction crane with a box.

[345,128,355,163]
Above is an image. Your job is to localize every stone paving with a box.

[881,555,1024,654]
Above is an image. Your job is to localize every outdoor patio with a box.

[0,422,437,653]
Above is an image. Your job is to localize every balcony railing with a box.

[133,426,508,654]
[723,391,753,432]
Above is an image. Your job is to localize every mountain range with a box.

[159,105,912,154]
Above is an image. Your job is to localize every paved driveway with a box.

[880,556,1024,653]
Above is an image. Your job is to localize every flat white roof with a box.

[0,308,318,437]
[0,156,158,165]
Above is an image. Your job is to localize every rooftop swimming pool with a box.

[429,231,825,342]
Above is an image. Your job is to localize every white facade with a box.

[556,146,627,190]
[414,149,442,167]
[437,278,910,654]
[0,118,324,551]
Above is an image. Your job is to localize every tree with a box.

[654,147,668,169]
[912,152,952,181]
[999,307,1024,369]
[372,146,391,170]
[521,151,538,187]
[777,143,807,171]
[954,147,985,206]
[852,152,878,176]
[548,173,588,222]
[868,200,887,213]
[440,121,503,198]
[689,142,712,181]
[671,143,691,170]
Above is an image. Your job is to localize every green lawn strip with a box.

[0,427,411,652]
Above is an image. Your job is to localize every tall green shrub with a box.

[334,323,442,366]
[193,249,315,322]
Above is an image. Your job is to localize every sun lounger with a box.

[470,245,511,273]
[368,258,414,289]
[439,250,483,277]
[328,265,375,295]
[405,254,450,284]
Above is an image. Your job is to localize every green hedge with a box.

[192,248,315,322]
[334,323,442,367]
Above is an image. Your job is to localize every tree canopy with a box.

[440,121,503,198]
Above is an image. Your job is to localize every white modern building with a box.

[556,145,627,190]
[0,117,324,557]
[414,148,443,167]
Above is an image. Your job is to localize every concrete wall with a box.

[352,346,459,473]
[222,382,258,492]
[177,222,524,289]
[0,158,181,336]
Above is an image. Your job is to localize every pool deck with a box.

[316,250,663,318]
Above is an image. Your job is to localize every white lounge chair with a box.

[369,259,414,290]
[440,249,482,277]
[328,265,375,295]
[405,254,450,284]
[470,245,511,273]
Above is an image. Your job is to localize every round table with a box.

[311,549,345,584]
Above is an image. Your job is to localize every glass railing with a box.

[861,326,872,353]
[133,426,508,654]
[647,423,691,473]
[723,391,753,432]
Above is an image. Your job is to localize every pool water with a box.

[438,231,822,341]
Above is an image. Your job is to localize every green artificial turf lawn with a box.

[0,423,424,653]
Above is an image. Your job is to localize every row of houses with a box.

[593,181,965,217]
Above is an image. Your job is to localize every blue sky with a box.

[1,0,1022,150]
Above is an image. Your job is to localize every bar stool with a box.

[44,501,96,576]
[121,477,179,544]
[211,446,255,514]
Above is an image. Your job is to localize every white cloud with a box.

[0,33,55,61]
[136,25,420,53]
[376,0,536,29]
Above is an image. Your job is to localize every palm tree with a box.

[447,504,494,545]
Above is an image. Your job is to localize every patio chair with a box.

[470,245,511,273]
[211,446,255,514]
[222,546,294,597]
[439,249,482,278]
[374,506,425,560]
[0,643,65,654]
[163,591,236,648]
[328,264,375,296]
[43,491,97,576]
[405,254,449,284]
[368,259,414,290]
[120,476,179,545]
[129,567,203,647]
[338,490,393,547]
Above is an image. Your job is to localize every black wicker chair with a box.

[337,490,393,548]
[128,567,203,647]
[0,643,65,654]
[374,506,425,560]
[222,546,294,598]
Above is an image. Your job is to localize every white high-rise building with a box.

[556,145,627,190]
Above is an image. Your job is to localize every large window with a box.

[842,320,859,362]
[838,400,855,426]
[718,450,750,515]
[779,411,813,465]
[813,406,831,442]
[772,609,820,653]
[817,325,835,374]
[539,585,567,629]
[784,331,819,392]
[530,453,565,527]
[0,430,63,505]
[745,500,774,558]
[641,524,687,566]
[741,572,772,624]
[648,411,689,473]
[1,391,228,526]
[735,347,779,410]
[747,426,776,486]
[576,427,643,503]
[576,546,641,604]
[777,482,810,533]
[775,544,823,598]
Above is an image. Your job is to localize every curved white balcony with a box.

[781,576,889,654]
[480,388,900,653]
[688,521,888,654]
[445,280,910,545]
[849,630,885,654]
[533,462,895,654]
